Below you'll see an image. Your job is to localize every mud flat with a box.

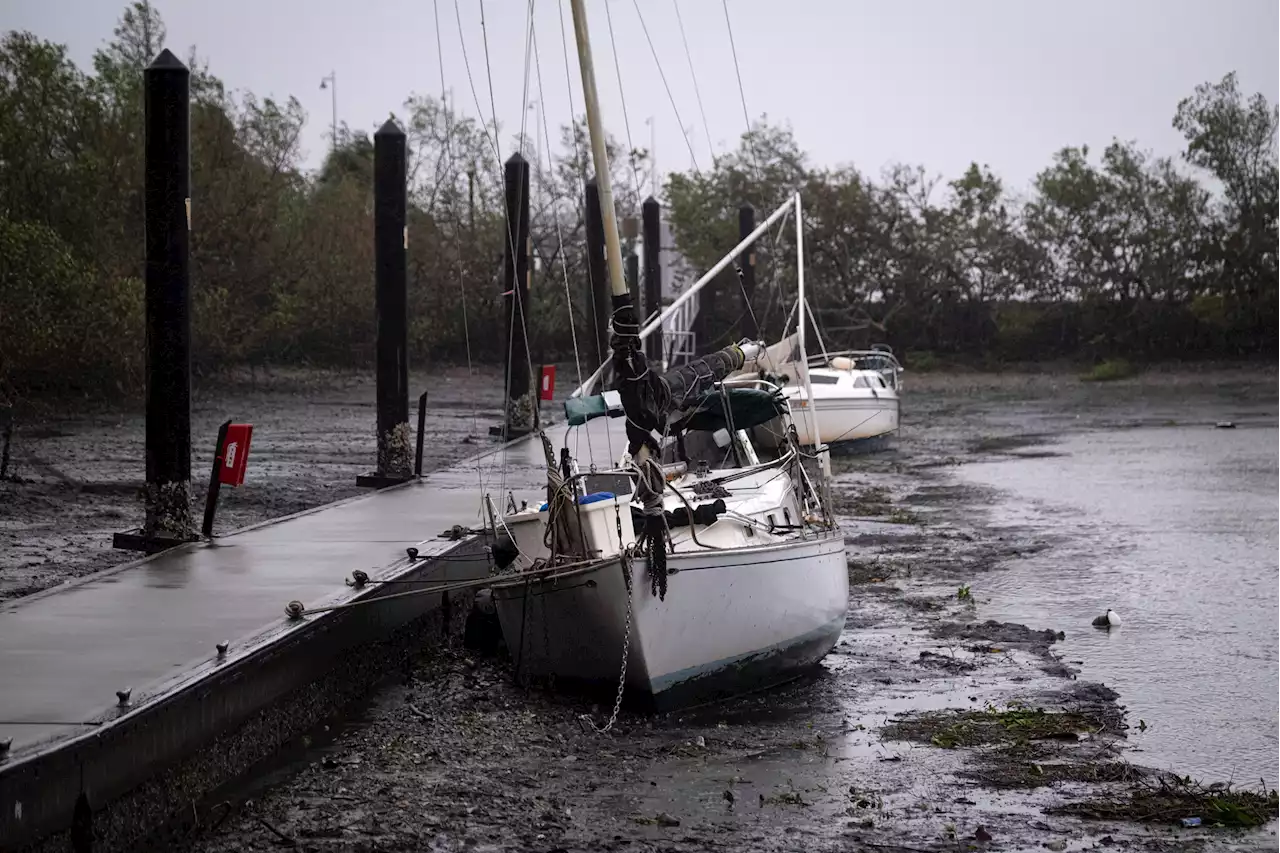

[170,367,1274,853]
[0,366,508,601]
[4,365,1276,852]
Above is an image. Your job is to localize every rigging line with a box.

[453,0,503,167]
[435,0,487,510]
[481,0,516,455]
[721,0,788,348]
[556,0,601,370]
[718,0,765,343]
[489,0,540,499]
[631,0,701,175]
[721,0,761,181]
[672,0,716,168]
[603,0,644,209]
[531,16,593,462]
[458,0,537,497]
[557,0,613,463]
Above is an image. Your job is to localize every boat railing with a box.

[806,348,904,389]
[806,348,903,368]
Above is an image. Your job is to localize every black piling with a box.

[642,196,663,363]
[115,49,194,552]
[359,119,411,488]
[144,48,192,535]
[501,153,534,437]
[739,204,760,339]
[584,178,611,383]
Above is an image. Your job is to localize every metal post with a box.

[534,363,544,431]
[141,48,193,543]
[739,204,759,339]
[584,178,610,378]
[641,196,663,363]
[362,118,410,486]
[201,420,231,539]
[503,152,534,437]
[0,405,13,481]
[414,391,428,477]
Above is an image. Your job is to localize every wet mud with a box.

[0,367,508,600]
[4,366,1277,852]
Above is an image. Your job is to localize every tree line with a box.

[1,3,1275,399]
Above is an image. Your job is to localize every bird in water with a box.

[1092,608,1121,628]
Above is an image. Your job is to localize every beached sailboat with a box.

[485,0,847,714]
[731,331,904,449]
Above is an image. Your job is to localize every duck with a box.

[1092,609,1121,628]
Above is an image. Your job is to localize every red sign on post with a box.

[219,423,253,487]
[539,365,556,401]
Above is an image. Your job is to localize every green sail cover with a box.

[564,390,624,426]
[677,387,786,433]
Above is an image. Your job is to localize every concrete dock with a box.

[0,416,622,851]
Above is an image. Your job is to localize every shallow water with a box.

[959,417,1279,787]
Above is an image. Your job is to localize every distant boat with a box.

[731,335,903,450]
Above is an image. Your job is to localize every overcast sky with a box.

[7,0,1278,194]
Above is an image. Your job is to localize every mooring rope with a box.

[283,555,603,621]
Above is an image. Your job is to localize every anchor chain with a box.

[582,547,633,735]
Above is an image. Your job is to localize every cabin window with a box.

[810,374,840,385]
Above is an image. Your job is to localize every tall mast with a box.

[795,191,830,481]
[568,0,628,302]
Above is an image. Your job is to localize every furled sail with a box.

[606,294,752,600]
[733,331,808,387]
[608,295,748,456]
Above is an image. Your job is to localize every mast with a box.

[568,0,628,303]
[795,192,831,480]
[570,195,794,398]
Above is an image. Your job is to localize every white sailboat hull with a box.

[789,392,900,447]
[490,531,848,710]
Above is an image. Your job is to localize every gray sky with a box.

[8,0,1278,194]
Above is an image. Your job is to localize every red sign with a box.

[539,365,556,401]
[218,423,253,487]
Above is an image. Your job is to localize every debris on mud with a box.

[932,619,1065,650]
[832,484,893,517]
[881,702,1112,750]
[1050,774,1280,828]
